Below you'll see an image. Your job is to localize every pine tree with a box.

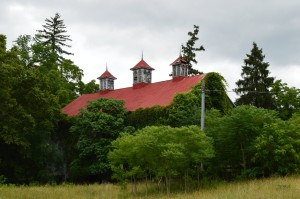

[235,42,274,109]
[37,13,73,63]
[181,25,205,75]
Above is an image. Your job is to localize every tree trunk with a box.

[165,175,171,197]
[197,166,200,188]
[240,143,246,170]
[133,175,137,195]
[185,170,189,193]
[145,173,148,196]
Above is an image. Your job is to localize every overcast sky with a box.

[1,0,300,100]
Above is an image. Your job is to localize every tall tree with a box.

[36,13,73,63]
[181,25,205,75]
[0,34,62,183]
[235,42,274,109]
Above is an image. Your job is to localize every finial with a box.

[106,62,108,71]
[141,50,144,60]
[179,45,182,57]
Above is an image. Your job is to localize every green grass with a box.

[1,176,300,199]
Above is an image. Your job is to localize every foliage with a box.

[168,91,201,127]
[203,72,233,114]
[252,118,300,176]
[78,80,99,95]
[168,72,233,127]
[181,25,205,75]
[109,125,214,194]
[205,105,279,178]
[235,42,274,109]
[271,80,300,120]
[125,105,169,129]
[1,13,98,183]
[0,34,63,183]
[69,98,126,182]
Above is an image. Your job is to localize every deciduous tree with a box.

[70,98,126,182]
[271,80,300,120]
[205,105,278,178]
[109,125,214,194]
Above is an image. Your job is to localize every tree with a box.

[205,105,278,179]
[252,119,300,176]
[0,34,33,149]
[181,25,205,75]
[271,80,300,120]
[0,34,62,183]
[235,42,274,109]
[69,98,126,182]
[78,80,99,95]
[36,13,73,63]
[109,125,214,195]
[13,35,34,69]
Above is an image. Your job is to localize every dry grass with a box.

[1,176,300,199]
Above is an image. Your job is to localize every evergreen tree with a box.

[36,13,73,63]
[235,42,274,109]
[181,25,205,75]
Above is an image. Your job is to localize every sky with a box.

[1,0,300,101]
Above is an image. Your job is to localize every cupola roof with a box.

[170,55,188,65]
[97,69,117,80]
[130,58,155,70]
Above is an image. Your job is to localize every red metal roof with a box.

[62,74,205,116]
[97,70,117,79]
[170,55,188,65]
[130,59,155,70]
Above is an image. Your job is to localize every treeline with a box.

[1,13,300,191]
[0,13,98,184]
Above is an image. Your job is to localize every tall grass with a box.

[0,176,300,199]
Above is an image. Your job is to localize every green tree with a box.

[271,80,300,120]
[168,91,201,127]
[13,35,86,107]
[205,105,278,179]
[252,118,300,176]
[36,13,73,63]
[0,34,62,183]
[0,35,33,149]
[70,98,126,182]
[13,35,34,69]
[181,25,205,75]
[235,42,274,109]
[109,125,214,195]
[78,80,99,95]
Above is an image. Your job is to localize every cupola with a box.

[130,54,154,85]
[170,54,189,77]
[97,66,117,91]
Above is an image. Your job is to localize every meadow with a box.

[1,176,300,199]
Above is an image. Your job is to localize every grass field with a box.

[1,176,300,199]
